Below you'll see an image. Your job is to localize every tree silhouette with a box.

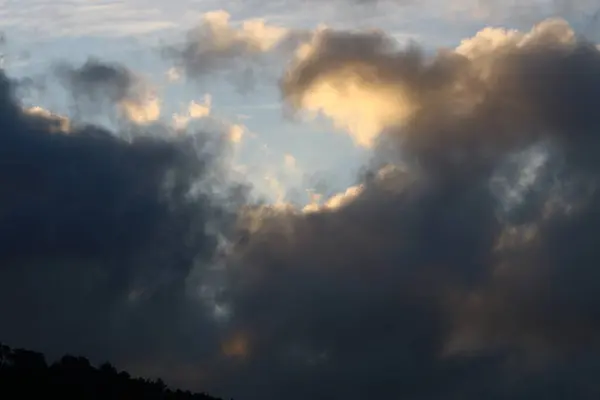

[0,342,228,400]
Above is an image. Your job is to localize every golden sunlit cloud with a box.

[23,106,71,133]
[283,154,297,170]
[302,184,364,213]
[283,30,418,147]
[228,124,245,143]
[199,10,290,53]
[282,18,581,149]
[119,95,161,124]
[171,95,212,130]
[189,97,212,118]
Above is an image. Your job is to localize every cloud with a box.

[208,18,600,399]
[5,14,600,400]
[282,28,417,147]
[169,99,247,151]
[172,95,212,130]
[239,151,308,205]
[283,153,296,169]
[302,184,364,212]
[189,98,212,119]
[56,58,161,124]
[120,95,161,124]
[460,0,600,22]
[0,68,245,376]
[163,10,310,90]
[281,18,589,153]
[0,0,176,38]
[23,105,70,132]
[227,124,245,144]
[166,67,183,82]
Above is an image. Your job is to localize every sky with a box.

[2,0,600,399]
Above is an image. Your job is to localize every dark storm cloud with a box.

[197,19,600,399]
[0,69,244,371]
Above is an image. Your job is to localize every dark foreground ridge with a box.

[0,342,226,399]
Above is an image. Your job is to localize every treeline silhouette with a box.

[0,342,226,399]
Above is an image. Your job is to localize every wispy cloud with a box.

[0,0,179,38]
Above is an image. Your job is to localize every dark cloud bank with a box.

[0,62,244,389]
[3,17,600,400]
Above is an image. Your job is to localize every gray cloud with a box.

[206,18,600,399]
[56,59,161,124]
[56,58,138,104]
[0,68,245,381]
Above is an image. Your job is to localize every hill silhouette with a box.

[0,342,226,399]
